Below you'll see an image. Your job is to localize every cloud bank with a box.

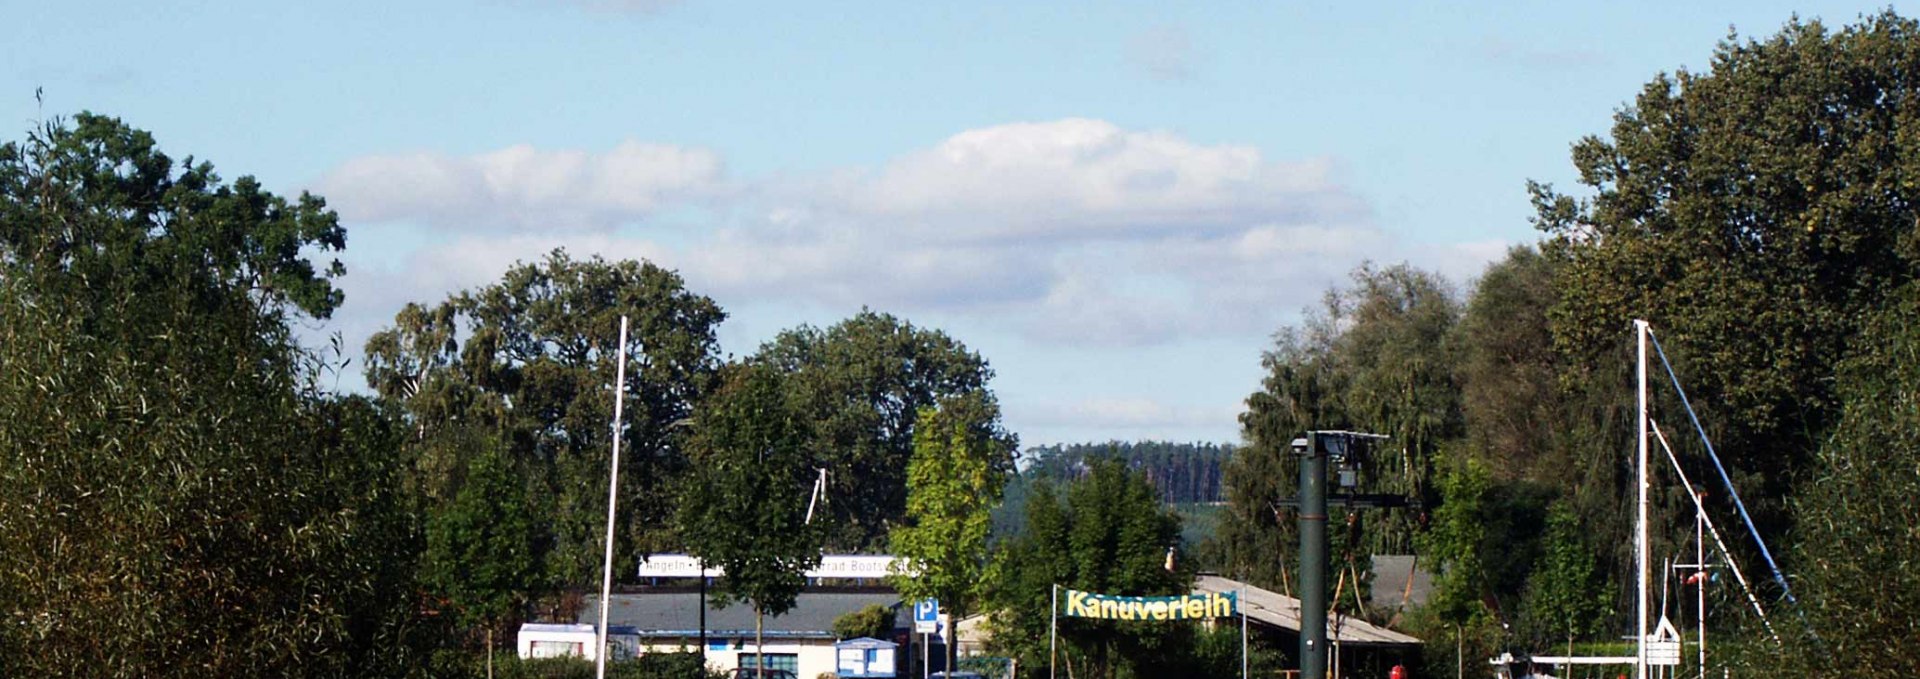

[318,118,1501,350]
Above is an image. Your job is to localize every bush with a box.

[429,651,721,679]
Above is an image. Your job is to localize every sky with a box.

[2,0,1899,446]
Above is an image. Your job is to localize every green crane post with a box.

[1296,433,1329,679]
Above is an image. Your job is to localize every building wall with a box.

[642,639,838,678]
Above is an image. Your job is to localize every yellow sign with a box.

[1060,589,1236,620]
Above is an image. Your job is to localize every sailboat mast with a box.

[1636,319,1650,679]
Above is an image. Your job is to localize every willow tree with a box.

[0,114,421,677]
[1213,263,1460,593]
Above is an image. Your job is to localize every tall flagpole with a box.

[596,316,631,679]
[1635,319,1650,679]
[1049,585,1058,679]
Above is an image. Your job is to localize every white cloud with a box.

[807,118,1363,244]
[317,118,1433,350]
[317,141,727,231]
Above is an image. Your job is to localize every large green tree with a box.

[887,392,1017,674]
[1532,11,1920,539]
[674,363,824,671]
[0,114,422,677]
[756,309,1009,551]
[365,250,725,588]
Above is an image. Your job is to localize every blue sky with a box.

[3,0,1896,446]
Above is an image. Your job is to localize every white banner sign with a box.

[638,554,903,579]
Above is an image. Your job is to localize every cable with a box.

[1646,330,1810,639]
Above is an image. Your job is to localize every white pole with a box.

[1697,498,1706,679]
[1050,585,1058,679]
[1636,319,1650,679]
[596,316,631,679]
[1240,589,1248,679]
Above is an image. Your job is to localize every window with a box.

[529,640,583,658]
[739,652,799,673]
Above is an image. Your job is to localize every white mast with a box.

[596,316,631,679]
[1696,492,1707,678]
[1635,319,1650,679]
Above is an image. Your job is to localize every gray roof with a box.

[1195,575,1422,647]
[582,592,909,639]
[1368,555,1434,611]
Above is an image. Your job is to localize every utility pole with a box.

[1297,433,1328,679]
[1290,431,1395,679]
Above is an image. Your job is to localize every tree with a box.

[757,309,1009,551]
[0,114,421,676]
[365,250,725,588]
[984,461,1186,679]
[1532,11,1920,541]
[1454,245,1564,480]
[1211,263,1459,592]
[831,605,896,641]
[422,438,538,647]
[675,363,824,672]
[1514,502,1610,648]
[888,392,1017,674]
[1758,283,1920,672]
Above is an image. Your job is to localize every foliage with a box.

[1211,263,1459,593]
[1513,502,1610,646]
[1017,441,1232,503]
[674,362,824,661]
[831,604,897,641]
[422,438,539,639]
[890,393,1016,672]
[1753,283,1920,672]
[757,309,1009,551]
[0,114,422,676]
[365,249,725,588]
[430,652,721,679]
[889,394,1016,614]
[996,441,1230,551]
[984,461,1189,679]
[1531,11,1920,540]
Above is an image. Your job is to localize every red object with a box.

[1685,572,1707,585]
[1390,665,1408,679]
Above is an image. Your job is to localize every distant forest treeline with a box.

[1021,441,1230,503]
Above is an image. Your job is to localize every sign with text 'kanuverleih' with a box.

[1060,589,1236,621]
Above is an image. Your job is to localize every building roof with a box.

[1194,575,1422,647]
[582,592,909,640]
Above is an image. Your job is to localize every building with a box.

[1194,575,1423,675]
[582,591,913,677]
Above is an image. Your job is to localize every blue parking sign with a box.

[912,599,939,632]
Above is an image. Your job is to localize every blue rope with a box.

[1646,331,1801,610]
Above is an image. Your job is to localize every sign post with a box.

[914,600,939,679]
